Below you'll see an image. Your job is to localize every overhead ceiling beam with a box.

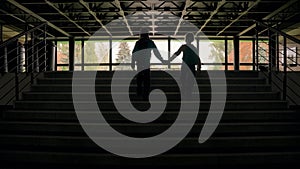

[238,0,299,36]
[45,0,91,36]
[174,0,192,36]
[0,9,55,37]
[114,0,133,36]
[79,0,111,36]
[196,0,226,35]
[217,0,261,36]
[7,0,70,37]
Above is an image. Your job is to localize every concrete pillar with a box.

[233,36,240,71]
[69,37,75,71]
[225,39,228,71]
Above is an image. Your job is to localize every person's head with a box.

[140,27,150,39]
[185,32,195,44]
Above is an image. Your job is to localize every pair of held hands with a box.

[131,59,168,70]
[131,60,202,71]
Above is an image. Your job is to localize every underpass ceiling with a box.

[0,0,300,39]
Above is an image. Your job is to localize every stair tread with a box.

[32,84,271,86]
[1,121,299,125]
[1,70,299,167]
[6,109,296,113]
[23,91,278,94]
[15,100,287,103]
[1,134,300,140]
[1,149,299,156]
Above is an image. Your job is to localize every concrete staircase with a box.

[1,71,300,168]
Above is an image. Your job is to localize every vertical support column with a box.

[268,30,272,84]
[44,24,47,71]
[109,37,112,71]
[255,23,259,71]
[276,32,280,72]
[24,25,29,73]
[225,39,228,71]
[275,24,280,72]
[81,40,84,71]
[252,39,256,71]
[197,37,200,70]
[233,36,239,71]
[168,36,171,69]
[283,37,287,100]
[30,32,34,84]
[0,23,3,42]
[69,37,75,71]
[0,23,4,74]
[55,41,57,71]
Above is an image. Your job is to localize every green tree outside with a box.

[115,41,132,70]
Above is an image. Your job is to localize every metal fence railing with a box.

[0,23,54,106]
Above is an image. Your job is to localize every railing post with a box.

[15,72,19,101]
[35,42,39,73]
[25,32,29,73]
[283,37,287,100]
[255,23,259,71]
[31,32,35,72]
[268,30,272,84]
[4,46,8,72]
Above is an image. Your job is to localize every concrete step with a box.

[14,100,288,110]
[3,110,300,123]
[44,70,260,78]
[0,121,299,137]
[36,77,267,85]
[22,92,281,101]
[0,150,299,168]
[0,135,299,153]
[30,84,273,92]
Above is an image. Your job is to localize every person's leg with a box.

[181,64,196,100]
[136,69,143,97]
[143,68,151,100]
[186,65,196,99]
[181,64,189,99]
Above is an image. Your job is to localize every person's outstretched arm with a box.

[151,41,166,64]
[197,56,202,71]
[170,45,184,62]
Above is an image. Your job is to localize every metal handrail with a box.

[0,23,50,106]
[0,23,47,48]
[256,20,300,106]
[257,21,300,44]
